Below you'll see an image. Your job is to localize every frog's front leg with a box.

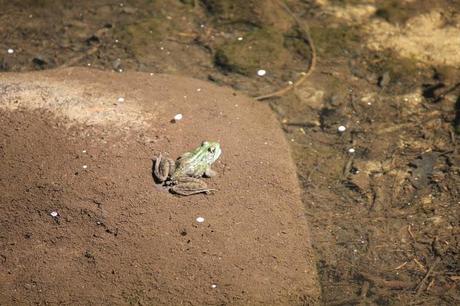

[153,153,176,183]
[204,165,217,178]
[170,176,215,196]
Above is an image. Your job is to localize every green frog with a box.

[153,141,222,196]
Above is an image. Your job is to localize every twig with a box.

[426,278,435,291]
[60,45,100,68]
[359,280,370,300]
[408,225,416,242]
[283,121,319,128]
[432,82,460,102]
[395,261,408,270]
[360,272,415,289]
[414,257,441,297]
[254,0,316,101]
[413,258,427,273]
[59,27,109,68]
[342,155,354,179]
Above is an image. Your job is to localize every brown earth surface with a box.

[0,68,319,305]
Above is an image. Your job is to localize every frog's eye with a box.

[208,146,215,153]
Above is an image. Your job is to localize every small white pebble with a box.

[288,80,293,85]
[87,63,91,66]
[150,72,154,76]
[338,125,346,132]
[50,211,58,217]
[257,69,266,76]
[117,97,125,103]
[160,46,164,50]
[115,39,119,43]
[237,37,243,41]
[82,150,87,153]
[196,88,202,92]
[82,165,88,169]
[211,284,217,289]
[7,48,14,54]
[200,24,205,28]
[367,102,372,105]
[118,68,123,72]
[348,148,355,153]
[196,217,205,223]
[173,113,183,121]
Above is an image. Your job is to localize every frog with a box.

[153,141,222,196]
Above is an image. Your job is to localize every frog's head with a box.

[199,141,222,165]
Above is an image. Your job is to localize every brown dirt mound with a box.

[0,68,319,305]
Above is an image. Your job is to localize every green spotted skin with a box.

[171,141,221,180]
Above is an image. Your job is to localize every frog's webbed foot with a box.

[170,176,215,196]
[204,166,217,178]
[153,153,175,183]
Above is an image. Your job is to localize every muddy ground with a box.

[1,0,459,305]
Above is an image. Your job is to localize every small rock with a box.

[112,58,122,71]
[378,71,391,88]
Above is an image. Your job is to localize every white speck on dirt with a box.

[338,125,346,132]
[196,217,205,223]
[173,113,183,121]
[83,165,88,169]
[257,69,266,76]
[7,48,14,54]
[50,211,58,217]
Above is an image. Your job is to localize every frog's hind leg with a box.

[153,153,175,183]
[170,177,215,196]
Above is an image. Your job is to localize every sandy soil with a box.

[0,68,319,305]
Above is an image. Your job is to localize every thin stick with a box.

[414,257,441,297]
[413,258,427,273]
[254,0,316,101]
[395,261,408,270]
[408,225,416,241]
